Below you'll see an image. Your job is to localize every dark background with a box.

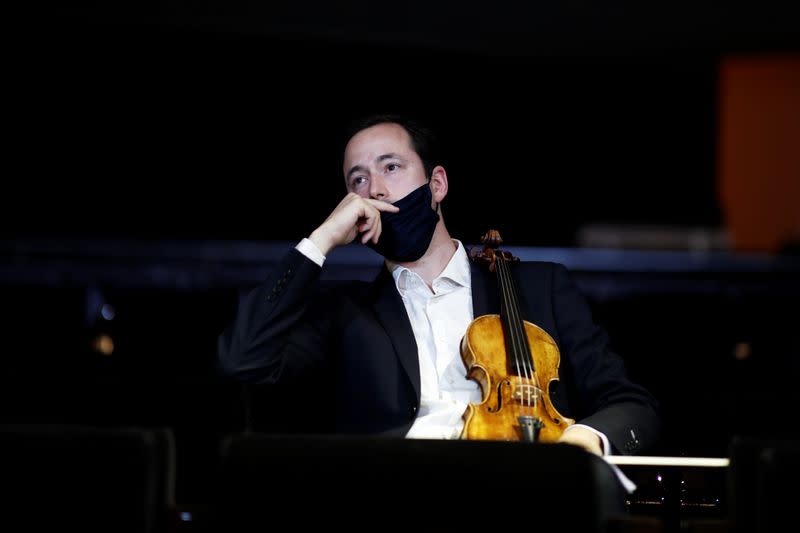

[10,2,763,244]
[4,2,800,507]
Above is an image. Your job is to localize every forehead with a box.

[343,123,413,168]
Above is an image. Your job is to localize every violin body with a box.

[460,315,575,442]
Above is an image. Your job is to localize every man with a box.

[217,114,660,458]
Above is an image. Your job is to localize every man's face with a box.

[343,123,428,202]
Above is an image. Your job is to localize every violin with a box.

[460,229,575,442]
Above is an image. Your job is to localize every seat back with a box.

[728,436,799,533]
[214,433,626,532]
[1,424,176,533]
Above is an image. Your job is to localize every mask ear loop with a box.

[427,176,441,214]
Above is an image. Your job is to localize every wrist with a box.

[560,426,603,456]
[309,228,334,256]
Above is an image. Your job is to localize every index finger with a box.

[366,198,400,212]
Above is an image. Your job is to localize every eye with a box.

[351,176,367,188]
[386,163,400,172]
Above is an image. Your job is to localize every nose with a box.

[369,173,389,201]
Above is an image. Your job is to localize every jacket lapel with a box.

[371,268,421,402]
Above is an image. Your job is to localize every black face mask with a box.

[365,182,440,262]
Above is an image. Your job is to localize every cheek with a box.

[392,179,424,201]
[345,180,368,197]
[350,186,370,199]
[357,182,372,195]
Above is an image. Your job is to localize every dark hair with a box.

[341,114,442,180]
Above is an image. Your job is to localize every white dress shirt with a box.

[388,239,481,439]
[295,237,636,492]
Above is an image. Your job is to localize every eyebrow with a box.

[346,153,403,182]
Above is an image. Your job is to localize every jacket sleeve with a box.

[550,263,662,455]
[217,248,335,385]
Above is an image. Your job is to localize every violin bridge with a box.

[512,383,541,407]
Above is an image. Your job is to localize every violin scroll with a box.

[481,229,503,248]
[469,229,519,273]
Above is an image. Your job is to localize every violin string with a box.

[497,257,532,416]
[506,259,537,417]
[504,257,536,374]
[496,258,521,403]
[501,257,536,417]
[505,258,534,418]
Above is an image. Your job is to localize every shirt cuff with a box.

[567,424,637,494]
[296,237,326,267]
[566,423,611,457]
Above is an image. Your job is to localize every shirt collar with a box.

[390,240,471,297]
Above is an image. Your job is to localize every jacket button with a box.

[409,406,417,418]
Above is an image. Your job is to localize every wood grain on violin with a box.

[460,230,575,442]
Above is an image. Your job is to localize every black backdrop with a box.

[9,14,730,246]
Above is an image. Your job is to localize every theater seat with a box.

[0,424,176,533]
[214,432,628,532]
[728,436,799,533]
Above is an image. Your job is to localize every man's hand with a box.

[557,425,604,456]
[309,193,399,255]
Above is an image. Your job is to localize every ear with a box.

[429,165,448,204]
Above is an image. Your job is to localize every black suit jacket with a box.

[218,247,661,454]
